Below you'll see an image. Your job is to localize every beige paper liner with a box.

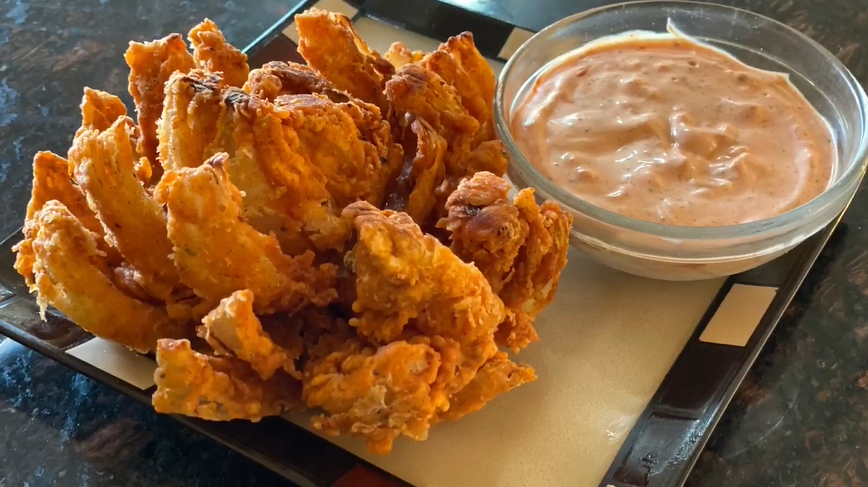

[700,284,777,347]
[67,337,157,390]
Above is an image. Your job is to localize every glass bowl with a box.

[496,0,868,281]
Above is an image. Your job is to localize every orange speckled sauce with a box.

[511,36,836,227]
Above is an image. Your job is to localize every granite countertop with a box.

[1,0,868,485]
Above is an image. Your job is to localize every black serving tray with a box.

[0,1,856,486]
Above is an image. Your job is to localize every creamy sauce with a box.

[511,33,836,227]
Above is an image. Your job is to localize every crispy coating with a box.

[153,339,303,421]
[274,94,384,208]
[76,87,128,137]
[245,63,403,208]
[434,335,499,400]
[240,91,348,251]
[154,154,338,314]
[385,119,447,225]
[326,95,404,205]
[385,63,478,160]
[495,310,541,354]
[198,290,301,380]
[245,61,343,101]
[22,202,181,352]
[453,139,509,180]
[26,152,106,242]
[161,70,401,252]
[13,14,570,454]
[303,337,443,454]
[385,42,424,68]
[159,72,354,254]
[294,8,392,112]
[439,172,573,351]
[11,239,37,291]
[188,19,249,87]
[430,140,510,225]
[220,89,337,253]
[341,204,510,425]
[259,313,306,380]
[437,352,536,421]
[309,203,536,452]
[125,33,195,179]
[15,151,123,286]
[69,117,181,301]
[421,33,496,143]
[158,70,224,171]
[296,306,353,354]
[343,201,506,345]
[302,328,508,453]
[438,172,528,293]
[76,88,153,185]
[384,34,503,220]
[499,192,572,315]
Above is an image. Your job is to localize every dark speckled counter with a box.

[1,0,868,485]
[0,341,287,485]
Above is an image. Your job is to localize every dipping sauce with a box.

[511,33,837,227]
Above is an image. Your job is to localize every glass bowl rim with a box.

[494,0,868,241]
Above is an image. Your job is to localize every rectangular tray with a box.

[0,0,853,486]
